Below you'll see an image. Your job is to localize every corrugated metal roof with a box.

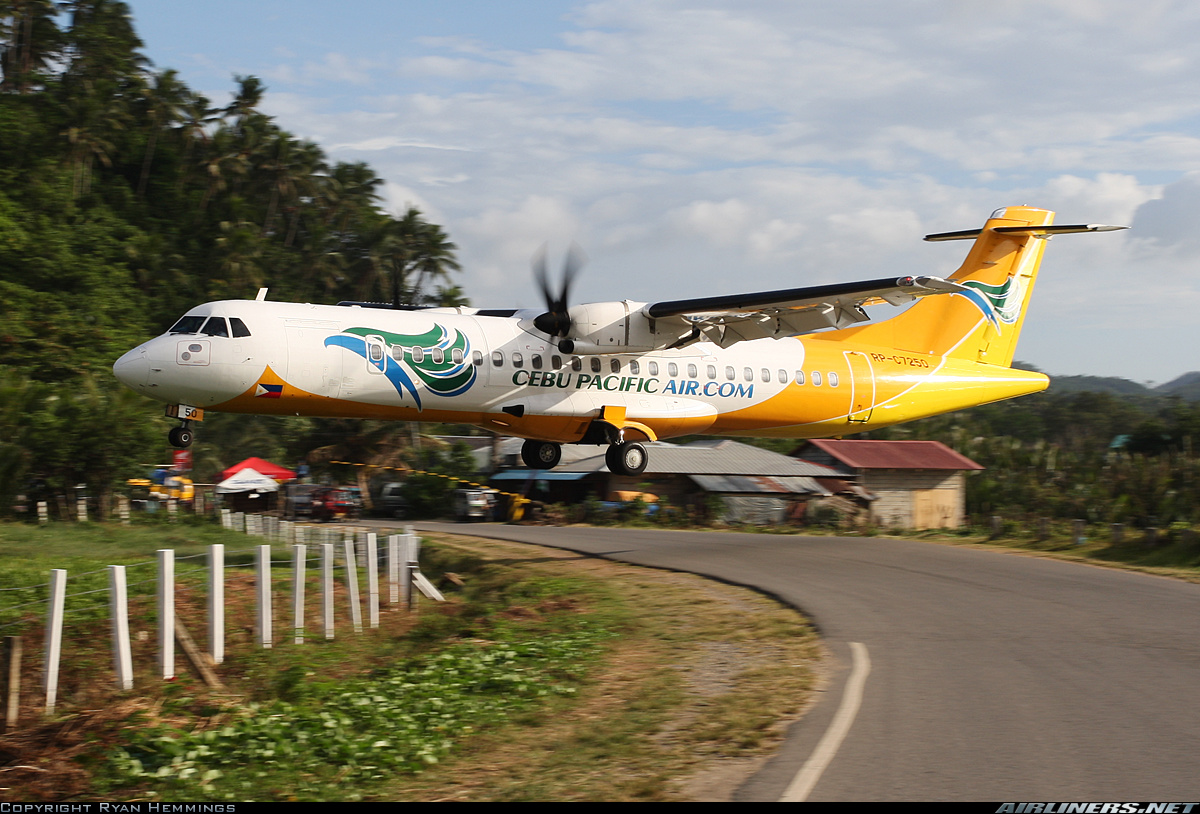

[799,439,983,471]
[688,474,830,495]
[558,440,853,477]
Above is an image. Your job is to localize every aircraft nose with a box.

[113,348,150,391]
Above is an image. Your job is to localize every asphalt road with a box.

[410,522,1200,801]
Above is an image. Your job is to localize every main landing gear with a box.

[520,439,648,476]
[168,423,194,449]
[605,441,647,476]
[521,439,562,470]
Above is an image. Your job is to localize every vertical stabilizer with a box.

[830,206,1055,367]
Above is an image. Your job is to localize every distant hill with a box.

[1156,372,1200,401]
[1047,375,1155,397]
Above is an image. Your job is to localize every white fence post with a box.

[256,545,272,648]
[108,566,133,690]
[401,533,414,611]
[293,544,306,644]
[76,496,87,522]
[209,544,224,664]
[157,550,175,680]
[321,543,335,639]
[388,534,400,604]
[43,569,66,712]
[118,495,130,525]
[366,533,379,628]
[37,501,47,524]
[343,538,362,633]
[220,508,231,529]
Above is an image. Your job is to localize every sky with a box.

[127,0,1200,385]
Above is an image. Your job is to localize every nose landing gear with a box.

[168,423,194,448]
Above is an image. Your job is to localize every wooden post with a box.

[209,544,224,665]
[1072,519,1086,546]
[1037,517,1049,541]
[76,496,87,523]
[990,515,1002,540]
[343,539,362,633]
[1111,523,1124,545]
[321,543,334,639]
[366,533,379,629]
[157,550,175,680]
[293,544,306,645]
[256,545,272,648]
[43,569,65,714]
[4,637,21,732]
[109,566,134,690]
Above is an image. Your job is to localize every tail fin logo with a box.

[955,276,1025,330]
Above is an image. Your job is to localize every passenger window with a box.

[169,315,205,334]
[725,366,735,381]
[812,371,822,386]
[412,347,425,363]
[795,370,805,385]
[707,365,717,380]
[229,317,251,337]
[512,352,524,368]
[572,357,583,372]
[532,355,543,369]
[648,361,659,376]
[368,343,384,362]
[829,372,839,387]
[392,346,404,361]
[201,317,229,337]
[668,362,678,377]
[779,369,787,384]
[432,348,445,364]
[591,358,602,373]
[744,367,754,381]
[492,351,504,367]
[551,355,562,369]
[472,351,483,366]
[452,348,464,364]
[687,364,698,378]
[629,361,640,375]
[610,358,620,373]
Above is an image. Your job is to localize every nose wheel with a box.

[168,424,194,448]
[605,441,647,476]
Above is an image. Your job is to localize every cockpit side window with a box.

[201,317,229,337]
[169,315,205,335]
[229,317,251,337]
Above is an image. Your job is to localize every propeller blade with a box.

[531,242,586,338]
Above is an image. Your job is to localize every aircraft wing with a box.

[644,275,966,348]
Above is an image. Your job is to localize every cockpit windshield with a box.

[168,314,252,337]
[169,315,205,334]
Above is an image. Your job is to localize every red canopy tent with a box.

[219,457,296,483]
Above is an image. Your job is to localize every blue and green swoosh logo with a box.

[325,324,476,409]
[955,276,1024,330]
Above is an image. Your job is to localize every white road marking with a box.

[778,641,871,802]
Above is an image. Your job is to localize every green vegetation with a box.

[0,523,819,801]
[0,1,469,514]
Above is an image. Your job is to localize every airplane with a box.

[113,205,1125,477]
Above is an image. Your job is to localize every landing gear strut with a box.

[605,441,647,476]
[168,423,194,449]
[521,439,562,470]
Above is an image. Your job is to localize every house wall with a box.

[863,470,965,530]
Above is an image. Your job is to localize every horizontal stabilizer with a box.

[924,223,1127,242]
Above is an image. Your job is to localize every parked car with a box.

[309,487,356,522]
[453,488,493,521]
[377,482,408,518]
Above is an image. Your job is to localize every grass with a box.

[0,520,820,802]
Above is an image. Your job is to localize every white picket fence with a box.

[30,519,440,713]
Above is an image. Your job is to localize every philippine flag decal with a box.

[255,383,283,399]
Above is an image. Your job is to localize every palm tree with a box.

[136,68,186,197]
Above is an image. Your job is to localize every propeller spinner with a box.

[532,242,586,339]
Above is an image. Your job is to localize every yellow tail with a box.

[832,205,1055,367]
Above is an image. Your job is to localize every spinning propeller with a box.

[532,242,586,339]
